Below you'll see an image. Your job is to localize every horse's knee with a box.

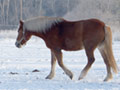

[85,48,95,62]
[89,57,95,64]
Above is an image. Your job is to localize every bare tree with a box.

[20,0,22,20]
[1,0,5,24]
[14,0,18,22]
[67,0,70,13]
[52,0,56,16]
[6,0,10,25]
[40,0,42,15]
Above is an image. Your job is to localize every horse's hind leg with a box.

[79,47,95,80]
[98,47,112,81]
[52,49,73,80]
[46,50,56,79]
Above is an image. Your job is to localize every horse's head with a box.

[15,20,32,48]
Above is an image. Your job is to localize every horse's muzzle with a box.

[15,42,21,48]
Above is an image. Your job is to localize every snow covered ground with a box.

[0,31,120,90]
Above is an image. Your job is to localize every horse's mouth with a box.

[15,42,22,48]
[15,41,26,48]
[15,42,23,48]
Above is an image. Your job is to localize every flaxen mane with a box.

[23,16,63,33]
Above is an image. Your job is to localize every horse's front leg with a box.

[52,49,73,80]
[46,50,56,79]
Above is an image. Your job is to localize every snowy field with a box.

[0,31,120,90]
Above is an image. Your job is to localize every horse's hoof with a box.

[45,77,51,79]
[70,75,73,80]
[78,76,84,80]
[104,79,110,82]
[103,78,112,82]
[45,75,53,79]
[66,70,73,80]
[68,73,73,80]
[104,75,113,82]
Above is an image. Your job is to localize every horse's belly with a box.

[63,38,83,51]
[64,46,84,51]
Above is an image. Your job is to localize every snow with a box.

[0,31,120,90]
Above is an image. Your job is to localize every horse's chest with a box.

[63,38,83,51]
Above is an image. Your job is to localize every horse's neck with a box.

[31,31,46,40]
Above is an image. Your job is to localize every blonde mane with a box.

[23,16,63,33]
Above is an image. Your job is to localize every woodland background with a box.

[0,0,120,30]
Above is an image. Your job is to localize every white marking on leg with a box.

[62,66,73,79]
[104,71,113,81]
[79,70,88,80]
[46,51,56,79]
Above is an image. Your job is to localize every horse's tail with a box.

[99,26,118,73]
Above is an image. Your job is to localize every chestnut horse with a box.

[15,16,118,81]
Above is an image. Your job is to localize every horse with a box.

[15,16,118,81]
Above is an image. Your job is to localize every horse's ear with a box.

[20,20,23,25]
